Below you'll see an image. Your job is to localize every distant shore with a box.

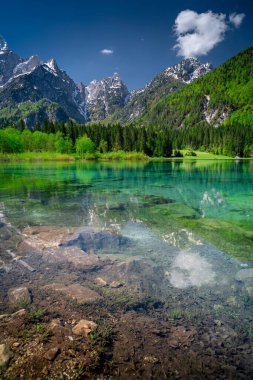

[0,150,252,163]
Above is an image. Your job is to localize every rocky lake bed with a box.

[1,216,253,379]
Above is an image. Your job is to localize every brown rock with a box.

[23,226,75,250]
[110,281,123,288]
[0,314,9,320]
[48,319,63,334]
[144,356,159,364]
[95,277,107,287]
[0,344,12,367]
[43,347,60,361]
[43,283,102,304]
[41,246,99,267]
[8,287,31,308]
[72,320,97,337]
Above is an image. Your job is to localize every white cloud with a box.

[173,9,244,58]
[100,49,114,55]
[229,12,245,28]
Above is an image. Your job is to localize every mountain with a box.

[0,34,212,127]
[107,58,212,123]
[0,36,88,126]
[86,73,130,121]
[0,36,23,86]
[142,46,253,129]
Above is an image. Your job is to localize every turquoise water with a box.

[0,160,253,262]
[1,161,253,377]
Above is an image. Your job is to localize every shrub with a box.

[0,127,24,153]
[185,150,197,157]
[174,150,183,157]
[76,135,96,158]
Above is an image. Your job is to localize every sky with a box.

[1,0,252,90]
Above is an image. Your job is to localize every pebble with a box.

[95,277,108,287]
[43,347,60,361]
[110,281,123,288]
[0,344,11,367]
[144,356,159,364]
[72,320,97,337]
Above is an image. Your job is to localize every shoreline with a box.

[0,151,252,163]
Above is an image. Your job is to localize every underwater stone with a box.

[8,287,31,308]
[235,269,253,282]
[0,344,11,368]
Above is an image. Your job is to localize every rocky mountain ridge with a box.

[109,58,212,123]
[0,35,212,126]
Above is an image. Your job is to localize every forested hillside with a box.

[143,46,253,129]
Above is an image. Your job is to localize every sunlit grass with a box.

[0,152,74,162]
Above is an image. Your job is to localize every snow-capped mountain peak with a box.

[0,35,8,54]
[0,35,212,126]
[46,58,58,72]
[164,57,212,83]
[13,55,42,77]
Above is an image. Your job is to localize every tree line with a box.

[0,119,252,158]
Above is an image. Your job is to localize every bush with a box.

[0,127,24,153]
[55,136,73,153]
[174,150,183,157]
[76,135,96,158]
[185,150,197,157]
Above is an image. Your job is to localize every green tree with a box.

[98,139,108,153]
[76,135,96,158]
[0,128,24,153]
[55,135,73,153]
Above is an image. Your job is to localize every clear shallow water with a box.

[1,159,253,289]
[0,160,253,259]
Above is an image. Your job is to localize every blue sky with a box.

[1,0,252,89]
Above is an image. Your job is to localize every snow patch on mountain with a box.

[13,55,42,77]
[0,36,8,54]
[163,58,212,83]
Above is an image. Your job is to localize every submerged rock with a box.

[95,277,108,287]
[43,347,60,361]
[23,226,75,250]
[61,228,130,253]
[0,344,11,368]
[8,287,32,308]
[72,320,97,337]
[235,269,253,283]
[43,283,102,304]
[144,356,159,364]
[44,246,99,267]
[169,250,216,288]
[110,281,124,288]
[48,319,63,334]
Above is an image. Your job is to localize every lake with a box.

[1,160,253,378]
